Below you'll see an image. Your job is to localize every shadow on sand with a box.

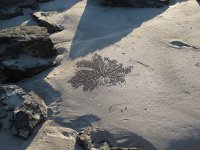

[68,0,169,59]
[167,128,200,150]
[55,114,157,150]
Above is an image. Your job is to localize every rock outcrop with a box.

[0,7,23,20]
[33,11,65,33]
[100,0,169,7]
[0,0,52,20]
[0,26,56,83]
[76,128,142,150]
[0,84,47,139]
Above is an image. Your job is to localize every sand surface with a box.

[0,0,200,150]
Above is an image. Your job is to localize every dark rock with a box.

[0,0,52,9]
[100,0,169,7]
[0,26,55,58]
[0,121,2,130]
[0,84,47,139]
[76,128,143,150]
[76,129,93,150]
[0,0,53,19]
[1,54,55,83]
[0,0,24,8]
[36,0,53,3]
[0,7,23,20]
[110,147,142,150]
[33,11,65,33]
[18,0,39,10]
[0,26,56,83]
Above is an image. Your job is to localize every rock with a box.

[0,7,23,20]
[0,26,56,83]
[100,142,110,150]
[76,129,93,150]
[76,128,143,150]
[18,0,39,10]
[0,26,55,58]
[37,0,53,3]
[0,121,2,130]
[1,54,55,83]
[110,148,142,150]
[0,0,52,9]
[0,0,52,19]
[0,0,24,8]
[0,84,47,139]
[33,11,65,33]
[100,0,169,7]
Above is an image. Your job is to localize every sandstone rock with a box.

[0,84,47,139]
[0,26,55,58]
[100,142,110,150]
[0,26,56,83]
[76,129,93,150]
[100,0,169,7]
[0,7,23,20]
[1,54,54,83]
[33,11,65,33]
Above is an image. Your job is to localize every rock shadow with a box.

[39,0,82,12]
[54,114,101,132]
[0,121,43,150]
[69,0,169,59]
[109,129,157,150]
[19,67,61,105]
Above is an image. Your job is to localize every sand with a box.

[0,0,200,150]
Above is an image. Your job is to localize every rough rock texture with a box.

[33,11,65,33]
[76,129,93,150]
[0,84,47,139]
[0,0,52,8]
[0,26,56,83]
[0,7,23,20]
[0,0,24,8]
[100,0,169,7]
[0,0,52,19]
[18,0,39,10]
[0,26,55,58]
[76,128,142,150]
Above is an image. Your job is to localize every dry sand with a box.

[0,0,200,150]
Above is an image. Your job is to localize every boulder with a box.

[100,0,169,7]
[33,11,65,33]
[1,54,55,83]
[0,26,56,83]
[76,128,143,150]
[76,129,93,150]
[0,0,24,8]
[0,7,23,20]
[18,0,39,10]
[0,26,55,58]
[0,84,47,139]
[0,0,52,19]
[0,0,52,8]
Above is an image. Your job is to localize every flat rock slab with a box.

[100,0,169,7]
